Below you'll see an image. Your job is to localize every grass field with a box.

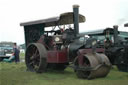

[0,62,128,85]
[0,53,128,85]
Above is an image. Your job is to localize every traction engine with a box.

[20,5,111,79]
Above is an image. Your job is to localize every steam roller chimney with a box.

[113,25,119,44]
[73,5,79,37]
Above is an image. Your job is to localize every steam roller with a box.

[20,4,111,79]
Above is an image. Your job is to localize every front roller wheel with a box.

[25,43,47,73]
[74,53,111,79]
[74,57,91,79]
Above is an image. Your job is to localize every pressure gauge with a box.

[55,37,60,42]
[92,40,97,46]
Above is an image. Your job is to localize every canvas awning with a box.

[80,28,115,36]
[20,12,85,27]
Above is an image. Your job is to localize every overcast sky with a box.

[0,0,128,45]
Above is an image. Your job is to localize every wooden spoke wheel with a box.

[25,43,47,73]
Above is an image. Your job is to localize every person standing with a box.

[13,43,20,63]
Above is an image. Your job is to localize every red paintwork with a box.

[47,50,68,63]
[37,35,54,49]
[95,48,105,53]
[78,48,104,54]
[46,48,104,64]
[37,35,68,63]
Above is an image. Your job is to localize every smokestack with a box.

[124,23,128,27]
[113,25,119,44]
[73,5,79,36]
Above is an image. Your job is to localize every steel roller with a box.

[75,53,111,79]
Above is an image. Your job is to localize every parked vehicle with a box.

[0,46,13,61]
[83,26,128,72]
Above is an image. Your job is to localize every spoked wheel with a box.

[25,43,47,73]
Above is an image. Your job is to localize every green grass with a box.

[0,62,128,85]
[20,53,25,57]
[20,53,25,60]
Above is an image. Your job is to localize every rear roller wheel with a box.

[25,43,47,73]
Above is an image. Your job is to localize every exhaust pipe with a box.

[113,25,119,44]
[73,5,79,36]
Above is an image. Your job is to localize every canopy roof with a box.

[20,12,85,27]
[119,31,128,37]
[80,28,117,36]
